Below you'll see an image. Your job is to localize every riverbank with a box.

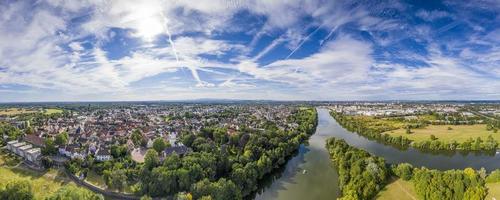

[326,136,500,200]
[253,108,340,200]
[331,111,499,152]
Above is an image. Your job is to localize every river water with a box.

[254,108,500,200]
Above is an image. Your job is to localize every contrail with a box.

[160,13,179,62]
[285,25,323,59]
[160,13,208,86]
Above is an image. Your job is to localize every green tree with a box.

[0,180,34,200]
[463,186,487,200]
[47,185,103,200]
[392,163,413,180]
[42,138,57,155]
[144,149,160,170]
[191,178,241,200]
[152,138,166,153]
[54,132,69,146]
[131,130,147,147]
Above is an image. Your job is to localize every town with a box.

[0,103,316,199]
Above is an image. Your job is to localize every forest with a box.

[392,162,490,200]
[325,138,389,200]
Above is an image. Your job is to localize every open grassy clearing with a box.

[0,108,63,116]
[0,150,88,199]
[44,108,64,115]
[85,169,134,194]
[487,182,500,200]
[85,170,107,189]
[385,124,498,143]
[376,178,417,200]
[0,108,39,116]
[0,161,71,199]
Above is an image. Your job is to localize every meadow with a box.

[385,124,497,143]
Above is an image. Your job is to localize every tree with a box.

[140,195,152,200]
[110,145,128,158]
[430,134,437,141]
[144,149,160,170]
[463,186,487,200]
[42,138,57,155]
[131,130,147,147]
[152,138,166,153]
[107,169,127,191]
[191,178,241,200]
[405,127,411,134]
[392,163,413,180]
[47,185,103,200]
[54,132,69,146]
[0,180,34,200]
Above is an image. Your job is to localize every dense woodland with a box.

[327,137,497,200]
[65,107,318,199]
[325,138,389,200]
[331,111,499,152]
[392,163,490,200]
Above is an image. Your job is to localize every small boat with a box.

[302,169,307,174]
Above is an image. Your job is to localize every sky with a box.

[0,0,499,102]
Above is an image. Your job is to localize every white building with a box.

[5,140,41,165]
[95,148,112,162]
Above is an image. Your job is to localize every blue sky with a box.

[0,0,499,102]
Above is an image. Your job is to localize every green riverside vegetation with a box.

[325,138,389,200]
[326,137,500,200]
[331,111,499,152]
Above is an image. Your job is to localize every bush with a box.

[392,163,413,180]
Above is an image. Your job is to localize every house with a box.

[59,144,84,159]
[18,144,33,157]
[5,140,41,165]
[163,146,190,157]
[25,148,41,162]
[24,134,45,148]
[95,148,112,162]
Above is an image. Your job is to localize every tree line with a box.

[325,138,389,200]
[331,111,499,152]
[392,163,489,200]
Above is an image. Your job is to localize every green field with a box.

[376,178,417,200]
[85,170,107,189]
[487,182,500,200]
[0,155,70,200]
[85,170,134,194]
[384,124,498,143]
[0,108,38,116]
[44,108,64,115]
[0,151,90,199]
[0,108,63,116]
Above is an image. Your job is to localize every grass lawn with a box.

[85,170,135,194]
[44,108,64,115]
[487,182,500,200]
[0,150,88,199]
[384,124,498,143]
[0,166,73,200]
[85,170,107,189]
[376,178,417,200]
[0,108,38,115]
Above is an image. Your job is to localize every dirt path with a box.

[394,178,417,200]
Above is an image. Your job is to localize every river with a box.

[254,108,500,199]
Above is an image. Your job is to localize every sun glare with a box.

[127,2,165,42]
